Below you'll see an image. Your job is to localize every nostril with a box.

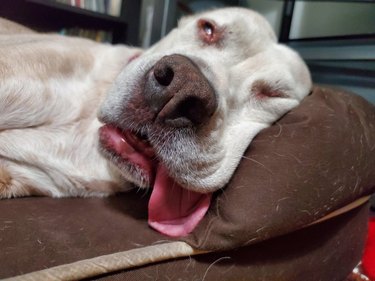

[162,96,214,128]
[175,97,207,125]
[154,65,174,86]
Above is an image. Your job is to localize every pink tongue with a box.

[148,164,212,237]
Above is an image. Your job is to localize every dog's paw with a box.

[0,166,39,199]
[0,167,14,199]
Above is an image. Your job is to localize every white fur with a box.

[0,8,311,198]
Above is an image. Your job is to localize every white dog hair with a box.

[0,7,311,200]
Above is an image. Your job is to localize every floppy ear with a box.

[258,44,312,101]
[252,44,312,101]
[230,44,312,124]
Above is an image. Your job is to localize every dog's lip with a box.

[98,124,156,177]
[100,124,155,157]
[122,130,155,158]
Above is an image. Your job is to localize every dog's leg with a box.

[0,160,51,198]
[0,120,128,198]
[0,78,58,130]
[0,157,113,199]
[0,37,140,198]
[0,66,127,198]
[0,75,65,198]
[0,142,125,199]
[0,163,15,198]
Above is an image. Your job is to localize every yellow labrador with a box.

[0,8,311,236]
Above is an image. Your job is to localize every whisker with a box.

[241,155,273,174]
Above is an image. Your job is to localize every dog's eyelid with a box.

[197,18,223,45]
[251,80,288,99]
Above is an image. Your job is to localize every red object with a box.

[362,217,375,280]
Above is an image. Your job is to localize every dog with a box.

[0,8,311,236]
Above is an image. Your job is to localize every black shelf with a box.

[0,0,141,45]
[27,0,127,24]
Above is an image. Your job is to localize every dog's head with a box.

[98,8,312,237]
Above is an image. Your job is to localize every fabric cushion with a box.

[184,85,375,251]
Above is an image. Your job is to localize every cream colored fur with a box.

[0,8,311,198]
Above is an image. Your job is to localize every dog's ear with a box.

[229,44,312,124]
[251,45,312,102]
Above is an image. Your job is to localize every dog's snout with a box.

[144,54,217,127]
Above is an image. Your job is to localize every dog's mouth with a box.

[99,124,212,237]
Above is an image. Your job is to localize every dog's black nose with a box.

[144,54,217,127]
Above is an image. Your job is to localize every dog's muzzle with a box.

[99,54,219,237]
[144,54,217,127]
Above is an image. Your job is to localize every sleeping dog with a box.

[0,8,311,236]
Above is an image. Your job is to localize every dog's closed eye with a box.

[252,80,287,99]
[197,19,224,45]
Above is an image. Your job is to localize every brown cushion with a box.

[184,85,375,251]
[0,192,369,281]
[0,85,374,280]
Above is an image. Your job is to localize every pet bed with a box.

[0,85,374,281]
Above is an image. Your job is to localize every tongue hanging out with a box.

[148,164,212,237]
[99,124,212,237]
